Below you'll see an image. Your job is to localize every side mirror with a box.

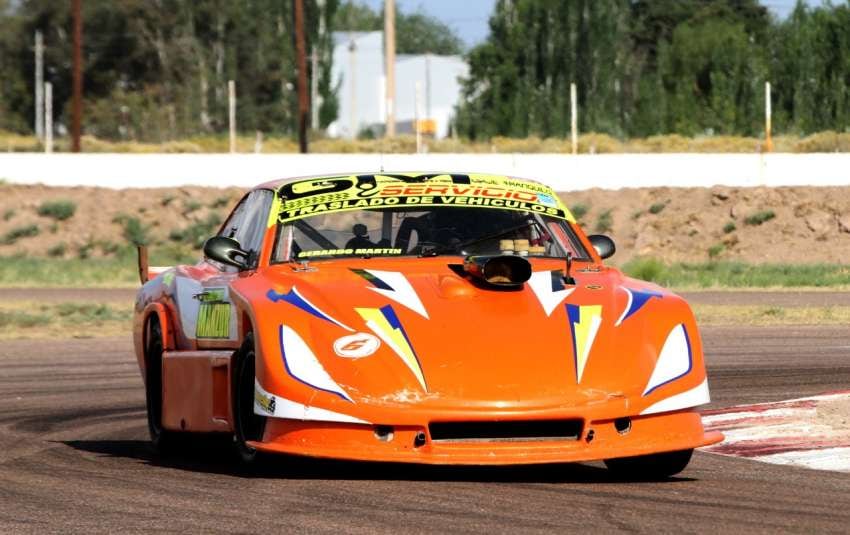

[588,234,616,260]
[203,236,250,270]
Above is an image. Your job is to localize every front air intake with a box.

[429,419,584,443]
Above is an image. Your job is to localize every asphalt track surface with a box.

[1,312,850,531]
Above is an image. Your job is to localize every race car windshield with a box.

[272,206,590,262]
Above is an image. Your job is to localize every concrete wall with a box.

[2,153,850,191]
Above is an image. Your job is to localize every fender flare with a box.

[140,303,174,384]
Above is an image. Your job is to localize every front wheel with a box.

[232,334,267,464]
[604,449,694,480]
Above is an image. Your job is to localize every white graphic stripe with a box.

[528,271,575,316]
[364,270,429,319]
[254,379,367,424]
[641,378,710,415]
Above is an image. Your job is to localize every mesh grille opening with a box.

[428,419,584,443]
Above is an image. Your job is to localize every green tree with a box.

[333,1,464,55]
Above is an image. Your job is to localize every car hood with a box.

[240,258,695,411]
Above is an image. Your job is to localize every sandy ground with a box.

[2,184,850,263]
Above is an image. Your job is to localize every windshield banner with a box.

[276,173,574,223]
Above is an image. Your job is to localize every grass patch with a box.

[722,221,736,234]
[0,301,132,339]
[0,249,195,288]
[37,200,77,221]
[622,258,850,288]
[744,210,776,226]
[2,224,39,245]
[693,304,850,326]
[3,208,15,221]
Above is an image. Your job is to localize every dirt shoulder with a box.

[1,183,850,264]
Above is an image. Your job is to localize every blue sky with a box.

[357,0,829,49]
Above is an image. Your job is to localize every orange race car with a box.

[133,172,722,478]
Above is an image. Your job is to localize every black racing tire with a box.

[232,333,267,465]
[603,449,694,480]
[145,316,179,454]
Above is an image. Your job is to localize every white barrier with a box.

[2,152,850,191]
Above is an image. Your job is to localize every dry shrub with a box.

[577,133,622,153]
[793,131,850,153]
[0,130,41,152]
[628,134,692,153]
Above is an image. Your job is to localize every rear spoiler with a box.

[137,245,171,284]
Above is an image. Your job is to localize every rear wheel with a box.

[604,449,694,480]
[145,316,178,453]
[232,334,267,464]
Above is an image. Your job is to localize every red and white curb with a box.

[700,391,850,473]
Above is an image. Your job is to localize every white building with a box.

[327,31,468,139]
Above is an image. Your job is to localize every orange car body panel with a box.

[133,173,722,464]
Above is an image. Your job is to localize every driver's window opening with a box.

[275,207,589,263]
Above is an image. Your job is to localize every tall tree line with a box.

[0,0,340,141]
[456,0,850,139]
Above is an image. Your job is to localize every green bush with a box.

[37,200,77,221]
[595,209,613,233]
[723,221,737,234]
[570,203,589,221]
[708,243,725,258]
[744,210,776,226]
[169,213,222,248]
[2,224,39,245]
[648,201,667,214]
[183,200,202,215]
[210,196,230,209]
[113,214,150,246]
[47,243,67,257]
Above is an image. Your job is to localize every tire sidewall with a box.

[232,334,266,464]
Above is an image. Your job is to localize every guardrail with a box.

[2,153,850,190]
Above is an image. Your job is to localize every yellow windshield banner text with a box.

[275,173,574,224]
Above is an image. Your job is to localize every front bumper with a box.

[248,409,722,465]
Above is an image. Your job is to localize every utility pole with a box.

[570,82,578,155]
[34,30,44,140]
[311,49,319,130]
[71,0,82,152]
[425,52,432,120]
[44,82,53,154]
[348,36,357,139]
[415,81,422,153]
[765,81,773,153]
[294,0,309,153]
[312,0,325,131]
[384,0,396,137]
[228,80,236,153]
